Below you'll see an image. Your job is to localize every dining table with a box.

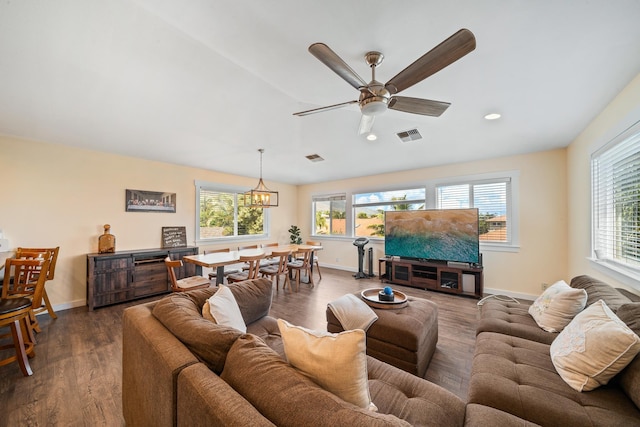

[183,244,322,285]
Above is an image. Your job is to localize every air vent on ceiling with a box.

[396,128,422,142]
[305,154,324,162]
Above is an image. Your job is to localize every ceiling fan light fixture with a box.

[366,133,377,141]
[242,149,278,208]
[360,97,388,116]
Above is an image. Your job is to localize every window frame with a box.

[429,172,519,251]
[591,119,640,284]
[352,188,426,239]
[195,180,270,243]
[310,171,519,253]
[311,194,348,237]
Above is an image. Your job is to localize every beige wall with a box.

[0,136,297,310]
[4,72,638,311]
[297,149,568,298]
[567,73,640,292]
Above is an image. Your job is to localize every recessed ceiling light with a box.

[484,113,501,120]
[366,133,377,141]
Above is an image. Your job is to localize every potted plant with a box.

[288,225,302,244]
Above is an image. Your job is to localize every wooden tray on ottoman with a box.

[360,288,408,309]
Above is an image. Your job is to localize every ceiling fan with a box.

[293,29,476,136]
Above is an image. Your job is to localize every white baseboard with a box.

[35,299,86,315]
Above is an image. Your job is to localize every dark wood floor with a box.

[0,268,480,427]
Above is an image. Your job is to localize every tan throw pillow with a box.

[205,285,246,333]
[528,280,587,332]
[550,299,640,392]
[277,319,376,411]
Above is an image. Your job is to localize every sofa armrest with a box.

[123,301,199,427]
[177,363,275,427]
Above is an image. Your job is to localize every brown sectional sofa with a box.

[123,275,640,426]
[122,278,466,427]
[468,275,640,426]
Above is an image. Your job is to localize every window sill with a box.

[588,257,640,290]
[480,242,520,253]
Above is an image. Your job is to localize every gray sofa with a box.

[122,278,466,427]
[467,275,640,426]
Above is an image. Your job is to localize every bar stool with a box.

[1,257,51,376]
[0,298,35,376]
[16,247,60,320]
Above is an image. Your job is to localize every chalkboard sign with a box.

[162,226,187,248]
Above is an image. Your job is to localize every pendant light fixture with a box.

[243,148,279,208]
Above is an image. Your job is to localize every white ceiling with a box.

[1,0,640,185]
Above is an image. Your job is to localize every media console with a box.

[379,256,483,299]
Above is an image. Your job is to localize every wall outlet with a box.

[335,258,340,263]
[541,283,549,290]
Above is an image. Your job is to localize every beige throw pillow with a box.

[277,319,376,411]
[528,280,587,332]
[203,285,246,333]
[550,299,640,392]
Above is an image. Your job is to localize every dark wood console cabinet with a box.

[379,257,483,298]
[86,246,198,310]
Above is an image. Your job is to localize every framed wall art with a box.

[126,189,176,213]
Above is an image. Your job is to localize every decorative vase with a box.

[99,224,116,253]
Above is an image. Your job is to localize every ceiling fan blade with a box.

[385,29,476,95]
[358,114,375,135]
[388,96,451,117]
[293,100,358,116]
[309,43,368,90]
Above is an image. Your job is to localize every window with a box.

[310,172,518,251]
[312,194,346,236]
[352,188,425,237]
[436,178,512,244]
[592,120,640,278]
[196,181,268,241]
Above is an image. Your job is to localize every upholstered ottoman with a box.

[327,294,438,377]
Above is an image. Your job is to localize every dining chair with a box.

[305,241,322,280]
[15,246,60,320]
[204,248,242,283]
[287,248,314,291]
[1,257,50,376]
[227,253,264,283]
[261,243,281,266]
[164,257,211,292]
[259,250,291,291]
[238,244,259,250]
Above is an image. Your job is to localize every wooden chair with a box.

[1,257,50,375]
[261,242,281,265]
[227,254,264,283]
[238,244,259,250]
[259,250,291,291]
[305,241,322,280]
[164,257,211,292]
[287,248,313,291]
[16,247,60,320]
[204,248,242,283]
[3,251,52,335]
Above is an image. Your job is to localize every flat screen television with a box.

[384,208,480,264]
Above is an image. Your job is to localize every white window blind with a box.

[592,121,640,273]
[436,179,511,243]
